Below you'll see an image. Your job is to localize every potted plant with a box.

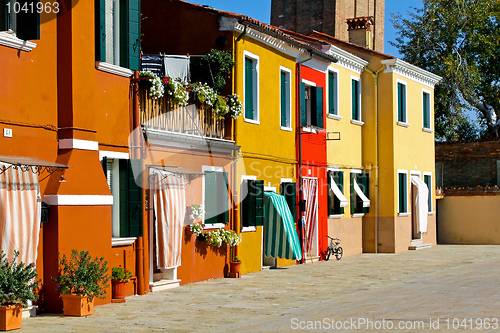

[229,256,242,275]
[52,249,109,317]
[111,267,132,300]
[0,251,38,331]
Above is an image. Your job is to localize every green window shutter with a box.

[300,82,306,126]
[350,173,356,215]
[334,171,344,215]
[120,0,140,70]
[280,71,287,127]
[424,175,432,212]
[423,92,430,128]
[119,159,143,237]
[328,72,337,115]
[397,83,403,122]
[242,180,264,227]
[245,58,254,119]
[315,86,324,129]
[205,172,218,224]
[327,172,333,216]
[101,156,108,175]
[402,84,406,122]
[95,0,106,62]
[351,80,358,120]
[16,0,40,40]
[241,180,251,228]
[360,173,369,214]
[254,180,265,226]
[399,173,407,213]
[218,172,229,224]
[280,182,296,223]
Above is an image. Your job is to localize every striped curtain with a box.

[302,178,318,253]
[0,163,41,264]
[151,169,186,269]
[263,192,302,260]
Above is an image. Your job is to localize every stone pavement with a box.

[22,245,500,332]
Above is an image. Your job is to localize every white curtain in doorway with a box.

[152,169,186,269]
[302,178,318,253]
[0,163,41,264]
[411,175,429,233]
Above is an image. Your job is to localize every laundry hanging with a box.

[302,178,318,253]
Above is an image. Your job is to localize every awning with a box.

[147,165,204,185]
[263,192,302,261]
[411,176,429,233]
[353,177,370,208]
[330,175,348,207]
[0,155,68,176]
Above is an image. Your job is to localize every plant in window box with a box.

[111,267,132,301]
[0,251,39,331]
[226,94,243,119]
[189,223,204,237]
[203,229,224,247]
[51,250,109,317]
[139,71,165,99]
[191,83,217,107]
[213,95,229,119]
[163,77,189,106]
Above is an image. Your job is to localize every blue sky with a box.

[188,0,424,58]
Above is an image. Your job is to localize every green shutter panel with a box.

[399,173,407,213]
[254,180,265,226]
[334,171,344,215]
[16,0,40,40]
[360,173,369,214]
[95,0,106,61]
[120,0,140,70]
[205,172,218,224]
[245,58,254,119]
[119,159,143,237]
[315,87,324,129]
[397,83,402,122]
[241,180,251,228]
[300,82,306,126]
[280,182,296,223]
[424,175,432,212]
[423,93,430,128]
[218,172,229,224]
[280,71,287,127]
[101,156,108,175]
[350,173,355,215]
[328,72,336,114]
[351,80,358,120]
[327,172,333,215]
[402,84,406,122]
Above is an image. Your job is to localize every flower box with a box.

[61,294,94,317]
[0,305,22,331]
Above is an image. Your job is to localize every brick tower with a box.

[270,0,385,52]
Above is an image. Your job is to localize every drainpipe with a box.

[297,52,313,264]
[365,65,384,253]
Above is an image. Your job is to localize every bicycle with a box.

[324,235,343,261]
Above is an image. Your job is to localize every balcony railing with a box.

[139,88,225,139]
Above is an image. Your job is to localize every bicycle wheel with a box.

[325,248,332,261]
[335,247,343,260]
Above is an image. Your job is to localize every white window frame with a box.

[397,169,410,216]
[327,68,341,120]
[279,66,292,131]
[243,51,260,124]
[350,76,363,125]
[423,171,434,214]
[202,165,225,230]
[240,175,257,232]
[397,79,409,127]
[422,88,433,132]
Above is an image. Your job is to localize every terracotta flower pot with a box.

[0,305,22,331]
[112,280,128,300]
[229,262,242,274]
[61,294,94,317]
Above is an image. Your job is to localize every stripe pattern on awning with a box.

[263,192,302,261]
[353,177,370,207]
[330,175,348,207]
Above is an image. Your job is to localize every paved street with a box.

[23,245,500,332]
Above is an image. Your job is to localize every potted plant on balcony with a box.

[111,267,132,301]
[52,249,109,317]
[0,251,38,331]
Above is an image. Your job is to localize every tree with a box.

[392,0,500,140]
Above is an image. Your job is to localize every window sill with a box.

[398,212,411,217]
[244,118,260,125]
[328,114,342,120]
[96,61,134,78]
[397,121,410,127]
[352,213,365,218]
[350,119,364,126]
[422,128,434,133]
[112,237,137,247]
[203,223,226,230]
[329,214,344,219]
[0,32,36,52]
[428,211,436,215]
[241,226,257,232]
[280,126,292,132]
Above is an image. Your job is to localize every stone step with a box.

[409,243,432,250]
[151,279,181,292]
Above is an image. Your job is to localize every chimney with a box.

[346,17,374,49]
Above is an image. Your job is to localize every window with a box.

[327,70,339,117]
[424,173,432,212]
[351,77,361,122]
[398,170,408,214]
[280,182,296,223]
[328,170,348,216]
[102,158,143,238]
[0,0,40,40]
[423,90,431,129]
[204,171,229,225]
[350,172,370,215]
[280,67,291,129]
[244,52,259,122]
[300,81,324,128]
[95,0,140,70]
[241,179,264,228]
[397,81,407,123]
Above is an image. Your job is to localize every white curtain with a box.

[302,178,318,253]
[151,169,186,269]
[411,176,429,233]
[0,163,41,264]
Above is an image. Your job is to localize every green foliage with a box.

[213,95,229,119]
[205,50,236,92]
[52,250,109,300]
[0,251,38,306]
[232,256,242,263]
[392,0,500,140]
[111,267,132,282]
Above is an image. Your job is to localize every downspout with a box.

[365,65,384,253]
[297,52,313,264]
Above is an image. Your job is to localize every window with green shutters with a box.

[241,179,265,228]
[423,91,431,129]
[95,0,140,70]
[204,171,229,225]
[280,182,296,223]
[398,172,408,213]
[328,70,338,116]
[300,82,324,128]
[350,172,369,215]
[397,82,407,123]
[424,174,432,212]
[280,69,291,129]
[328,171,344,215]
[0,0,40,40]
[244,54,258,121]
[351,78,361,121]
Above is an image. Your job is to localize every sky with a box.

[187,0,424,58]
